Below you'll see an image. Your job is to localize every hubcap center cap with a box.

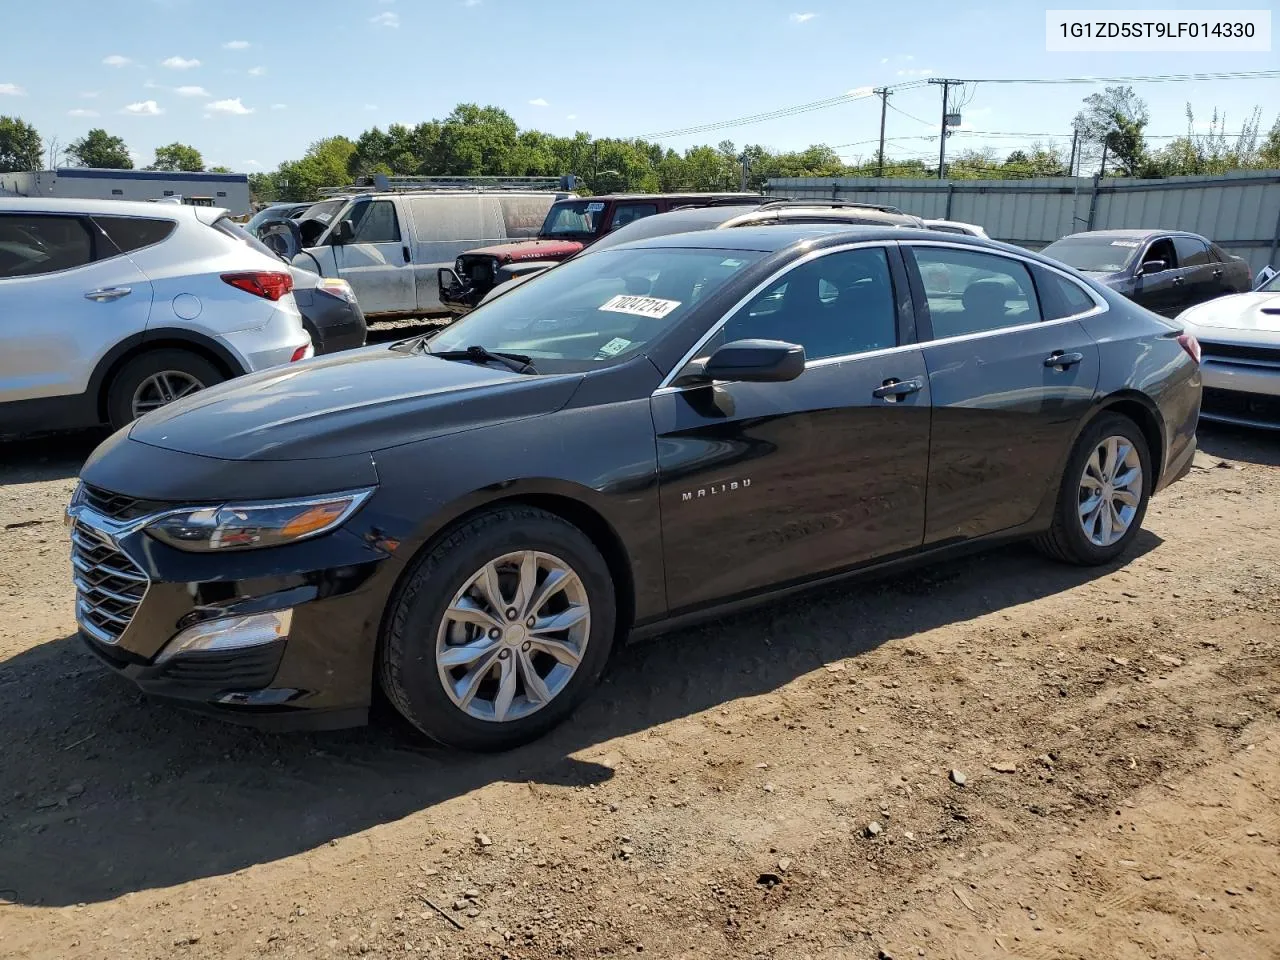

[503,624,527,646]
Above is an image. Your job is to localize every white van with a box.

[261,177,571,319]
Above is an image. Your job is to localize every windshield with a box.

[540,200,608,238]
[1259,271,1280,293]
[1041,236,1141,274]
[246,204,297,233]
[430,246,764,372]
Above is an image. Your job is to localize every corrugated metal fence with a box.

[765,170,1280,274]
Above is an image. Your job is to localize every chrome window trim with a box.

[653,239,1109,395]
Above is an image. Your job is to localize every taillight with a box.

[290,344,310,363]
[221,271,293,301]
[1177,333,1202,364]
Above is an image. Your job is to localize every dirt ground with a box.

[0,424,1277,960]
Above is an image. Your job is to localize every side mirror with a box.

[332,219,355,244]
[1139,259,1167,276]
[699,339,806,384]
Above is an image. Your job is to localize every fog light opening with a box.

[157,610,293,663]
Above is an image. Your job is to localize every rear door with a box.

[654,243,932,610]
[405,195,490,313]
[903,241,1101,544]
[0,212,153,407]
[334,197,415,316]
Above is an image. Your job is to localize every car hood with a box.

[127,345,583,461]
[465,238,586,262]
[1179,292,1280,340]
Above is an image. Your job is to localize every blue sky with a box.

[2,0,1276,173]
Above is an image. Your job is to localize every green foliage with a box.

[150,142,204,172]
[208,165,232,174]
[0,115,42,172]
[274,136,357,201]
[66,128,132,169]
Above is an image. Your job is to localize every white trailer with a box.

[0,168,252,216]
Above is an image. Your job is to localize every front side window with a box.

[430,246,763,372]
[609,202,658,231]
[911,246,1041,339]
[721,247,898,362]
[540,200,608,238]
[1173,235,1210,267]
[1143,238,1176,271]
[347,200,401,244]
[0,214,98,279]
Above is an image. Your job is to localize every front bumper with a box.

[68,497,394,730]
[1199,353,1280,429]
[437,267,481,319]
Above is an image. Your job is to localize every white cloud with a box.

[175,85,210,96]
[81,90,101,98]
[566,113,577,120]
[207,97,253,115]
[896,68,934,77]
[248,65,266,76]
[370,11,399,27]
[880,57,889,64]
[270,102,287,110]
[0,83,26,96]
[528,97,549,107]
[143,79,161,88]
[465,0,481,5]
[364,103,378,111]
[122,99,163,115]
[790,12,817,22]
[222,40,251,50]
[847,86,874,97]
[68,108,99,117]
[103,54,132,67]
[244,159,263,168]
[161,56,201,70]
[904,54,915,61]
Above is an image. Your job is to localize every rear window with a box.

[93,216,175,254]
[212,215,282,260]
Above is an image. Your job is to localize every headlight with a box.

[315,277,356,303]
[145,489,373,552]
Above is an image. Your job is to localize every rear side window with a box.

[1034,265,1098,320]
[407,196,485,243]
[93,216,175,255]
[910,246,1041,339]
[0,214,98,278]
[499,196,554,239]
[1173,235,1210,267]
[609,202,658,231]
[212,215,282,260]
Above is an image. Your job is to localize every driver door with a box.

[334,199,415,316]
[1132,237,1180,316]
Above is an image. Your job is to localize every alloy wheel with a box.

[1077,435,1143,547]
[130,371,205,418]
[435,550,590,723]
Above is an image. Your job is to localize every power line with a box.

[958,69,1280,85]
[636,89,880,140]
[886,102,934,127]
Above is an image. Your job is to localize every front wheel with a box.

[378,506,617,751]
[1034,413,1152,566]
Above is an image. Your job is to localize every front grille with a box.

[463,258,495,290]
[80,484,170,521]
[71,520,148,645]
[1200,341,1280,367]
[1201,387,1280,426]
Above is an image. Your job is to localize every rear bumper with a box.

[300,296,368,355]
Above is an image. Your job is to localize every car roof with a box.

[617,223,906,253]
[1060,228,1204,241]
[0,196,205,219]
[558,192,762,202]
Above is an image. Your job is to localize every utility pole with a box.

[1068,127,1079,177]
[874,87,890,177]
[1099,138,1109,178]
[929,78,958,180]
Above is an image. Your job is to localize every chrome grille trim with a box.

[69,517,149,646]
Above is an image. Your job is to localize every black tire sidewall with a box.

[384,510,616,751]
[106,349,224,430]
[1056,414,1152,564]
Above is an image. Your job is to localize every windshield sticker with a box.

[1110,240,1140,247]
[599,294,682,319]
[720,258,745,267]
[586,202,605,213]
[598,337,632,357]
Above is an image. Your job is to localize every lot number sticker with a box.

[1111,240,1141,247]
[598,337,633,357]
[599,294,682,319]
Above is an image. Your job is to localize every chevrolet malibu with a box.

[68,226,1202,751]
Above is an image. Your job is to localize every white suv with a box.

[1,198,313,435]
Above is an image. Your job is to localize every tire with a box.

[106,349,224,430]
[378,506,617,751]
[1033,413,1152,566]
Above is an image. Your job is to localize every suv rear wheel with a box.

[106,348,224,429]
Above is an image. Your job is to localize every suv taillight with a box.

[1177,333,1202,364]
[221,271,293,301]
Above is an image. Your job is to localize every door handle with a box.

[872,377,924,401]
[1044,351,1084,370]
[1212,269,1223,278]
[84,287,131,302]
[1172,276,1185,285]
[402,245,411,264]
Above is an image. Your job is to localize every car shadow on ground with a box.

[1197,422,1280,467]
[0,531,1161,907]
[0,429,109,485]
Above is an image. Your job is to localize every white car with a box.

[1,198,312,436]
[923,219,989,239]
[1177,269,1280,429]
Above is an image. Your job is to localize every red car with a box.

[438,193,760,318]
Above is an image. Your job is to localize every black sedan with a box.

[68,226,1202,750]
[1041,229,1252,318]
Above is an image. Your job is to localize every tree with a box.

[1072,85,1149,177]
[150,142,204,172]
[66,128,132,169]
[208,165,232,174]
[274,136,357,201]
[0,115,42,172]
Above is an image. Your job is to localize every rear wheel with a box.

[105,348,224,430]
[378,506,616,751]
[1034,413,1152,566]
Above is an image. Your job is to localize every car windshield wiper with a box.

[429,344,537,374]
